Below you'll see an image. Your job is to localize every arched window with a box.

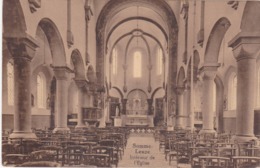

[257,67,260,108]
[133,51,142,78]
[228,74,237,110]
[37,73,46,108]
[7,62,14,106]
[112,48,118,75]
[157,47,163,75]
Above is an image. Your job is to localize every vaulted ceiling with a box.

[106,6,168,58]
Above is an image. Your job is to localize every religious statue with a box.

[223,95,228,110]
[169,99,176,117]
[31,94,34,107]
[46,93,51,109]
[115,105,119,117]
[151,106,154,115]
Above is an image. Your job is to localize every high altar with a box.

[121,90,153,127]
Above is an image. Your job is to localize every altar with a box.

[119,89,154,127]
[121,114,154,127]
[125,115,149,126]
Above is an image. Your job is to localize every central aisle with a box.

[118,133,173,168]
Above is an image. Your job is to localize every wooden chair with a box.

[232,156,260,168]
[4,154,30,166]
[17,139,42,154]
[198,156,230,168]
[92,146,115,167]
[79,141,97,154]
[39,146,63,163]
[159,133,166,152]
[190,146,212,167]
[168,139,178,165]
[217,147,237,159]
[17,161,61,167]
[175,140,192,165]
[2,143,17,165]
[83,154,110,167]
[65,145,85,166]
[30,150,57,162]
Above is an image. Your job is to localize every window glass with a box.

[157,48,163,75]
[112,48,118,75]
[37,73,46,108]
[133,51,142,78]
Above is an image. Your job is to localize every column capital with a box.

[5,34,39,60]
[228,31,260,61]
[74,79,88,89]
[184,79,191,90]
[147,99,153,105]
[121,99,128,103]
[53,66,73,80]
[200,63,220,80]
[175,86,185,95]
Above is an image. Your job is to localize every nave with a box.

[2,0,260,167]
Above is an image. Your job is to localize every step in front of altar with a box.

[122,115,154,127]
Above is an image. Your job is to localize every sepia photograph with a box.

[1,0,260,167]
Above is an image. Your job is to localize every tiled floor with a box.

[118,133,191,168]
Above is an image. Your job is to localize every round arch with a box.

[241,2,260,32]
[3,0,26,36]
[127,89,148,99]
[125,35,151,63]
[86,64,96,83]
[71,49,86,80]
[38,18,66,67]
[151,87,164,100]
[109,29,166,61]
[106,16,168,49]
[96,0,178,93]
[177,67,186,87]
[32,65,53,84]
[224,66,236,87]
[204,17,231,63]
[111,87,124,100]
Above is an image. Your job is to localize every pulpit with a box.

[82,107,102,127]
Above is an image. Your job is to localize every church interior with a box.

[2,0,260,167]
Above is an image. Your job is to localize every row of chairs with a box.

[157,129,260,168]
[2,127,130,167]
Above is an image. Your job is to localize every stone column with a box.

[53,67,72,133]
[185,82,192,130]
[75,80,87,129]
[199,65,219,134]
[121,99,127,115]
[228,33,260,142]
[6,36,38,139]
[147,99,153,115]
[175,86,185,129]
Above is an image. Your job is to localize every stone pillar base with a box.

[53,127,70,133]
[199,129,216,135]
[185,126,191,130]
[167,126,174,131]
[174,125,183,130]
[185,126,194,132]
[231,135,257,143]
[9,132,37,140]
[75,125,87,129]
